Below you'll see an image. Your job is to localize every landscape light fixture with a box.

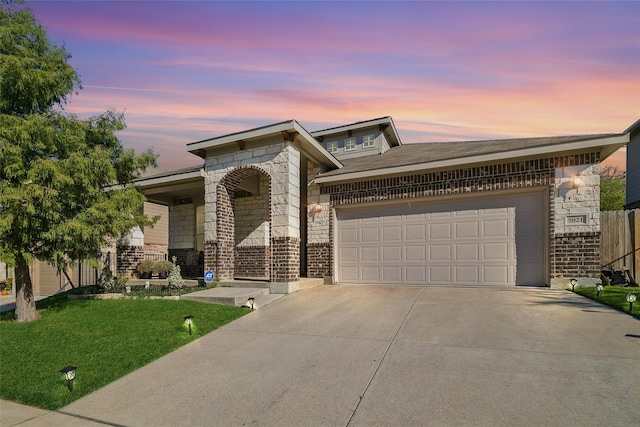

[184,315,194,335]
[570,278,577,291]
[248,297,255,310]
[625,292,637,313]
[596,284,604,299]
[60,365,77,392]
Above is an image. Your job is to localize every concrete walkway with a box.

[3,285,640,426]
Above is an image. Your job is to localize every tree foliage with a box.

[600,165,626,211]
[0,2,157,321]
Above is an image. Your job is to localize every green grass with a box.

[0,289,249,410]
[574,286,640,319]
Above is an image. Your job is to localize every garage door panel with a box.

[456,266,479,282]
[455,221,479,238]
[381,246,401,261]
[336,191,545,286]
[382,266,402,282]
[405,224,426,240]
[483,242,509,260]
[362,247,380,262]
[430,223,451,239]
[430,245,452,261]
[406,266,426,282]
[483,266,509,283]
[455,244,478,260]
[429,266,452,283]
[405,245,426,261]
[382,226,402,242]
[361,227,379,242]
[340,247,358,262]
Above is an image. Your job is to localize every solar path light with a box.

[60,366,77,392]
[184,315,194,335]
[570,278,577,291]
[626,292,637,313]
[596,284,603,299]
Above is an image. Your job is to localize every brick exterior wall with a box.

[272,237,300,282]
[321,154,601,285]
[116,245,144,277]
[235,246,270,278]
[551,232,600,278]
[307,242,331,278]
[204,240,217,279]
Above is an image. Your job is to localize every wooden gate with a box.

[600,210,640,281]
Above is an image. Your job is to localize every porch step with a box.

[181,287,271,307]
[218,279,270,289]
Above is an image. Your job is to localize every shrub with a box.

[168,257,184,291]
[136,259,155,276]
[153,260,174,275]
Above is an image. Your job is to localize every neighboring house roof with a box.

[315,133,629,184]
[132,165,205,205]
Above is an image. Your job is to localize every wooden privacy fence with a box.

[600,210,640,281]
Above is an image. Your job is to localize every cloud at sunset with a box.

[27,0,638,171]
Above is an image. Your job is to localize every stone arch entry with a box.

[216,166,271,281]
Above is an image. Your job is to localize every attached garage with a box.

[335,189,547,286]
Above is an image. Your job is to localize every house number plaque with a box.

[565,215,587,225]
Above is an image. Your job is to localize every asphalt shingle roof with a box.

[319,134,620,178]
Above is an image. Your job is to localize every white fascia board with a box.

[315,134,628,184]
[187,121,297,154]
[134,169,205,189]
[292,121,343,169]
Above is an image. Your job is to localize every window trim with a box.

[344,137,356,151]
[327,141,338,153]
[363,134,375,148]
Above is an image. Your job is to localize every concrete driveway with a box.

[52,286,640,426]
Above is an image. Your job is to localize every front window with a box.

[345,138,356,151]
[327,141,338,153]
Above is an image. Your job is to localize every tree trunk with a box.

[14,253,39,322]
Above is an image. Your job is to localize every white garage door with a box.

[336,191,546,286]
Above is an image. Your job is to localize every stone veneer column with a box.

[551,164,601,287]
[270,144,301,282]
[306,161,331,279]
[117,227,144,277]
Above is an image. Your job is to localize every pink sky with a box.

[27,1,639,171]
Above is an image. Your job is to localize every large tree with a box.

[600,165,626,211]
[0,1,156,321]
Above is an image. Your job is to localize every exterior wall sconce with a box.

[570,278,577,291]
[596,284,604,299]
[184,315,194,335]
[626,292,637,313]
[60,366,77,392]
[309,203,323,218]
[572,174,582,188]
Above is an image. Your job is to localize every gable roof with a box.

[186,120,342,169]
[314,133,629,184]
[311,116,401,147]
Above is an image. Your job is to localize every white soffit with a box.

[314,134,629,184]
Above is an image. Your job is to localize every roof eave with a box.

[314,134,629,184]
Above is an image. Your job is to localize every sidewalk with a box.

[0,399,106,426]
[0,293,49,313]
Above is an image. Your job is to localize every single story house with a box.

[130,116,633,290]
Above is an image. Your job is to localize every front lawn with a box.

[0,291,249,410]
[574,286,639,319]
